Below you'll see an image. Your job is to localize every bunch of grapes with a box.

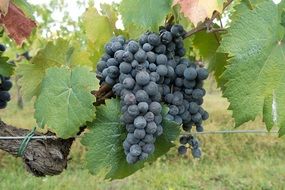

[0,44,12,109]
[96,24,208,164]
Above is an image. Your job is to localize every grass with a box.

[1,86,285,190]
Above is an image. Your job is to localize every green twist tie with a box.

[17,127,36,157]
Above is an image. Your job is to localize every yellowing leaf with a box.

[82,7,113,46]
[67,41,93,69]
[82,7,114,69]
[16,39,69,100]
[100,3,118,29]
[173,0,224,26]
[16,38,95,100]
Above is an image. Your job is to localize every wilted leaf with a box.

[0,3,36,45]
[173,0,225,26]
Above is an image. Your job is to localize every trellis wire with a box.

[0,136,57,140]
[0,129,279,140]
[184,129,279,135]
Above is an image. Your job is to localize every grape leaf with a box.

[66,41,94,69]
[119,0,172,31]
[0,2,36,45]
[218,1,285,135]
[16,39,69,100]
[0,56,14,77]
[82,7,113,47]
[35,67,96,139]
[69,49,93,68]
[0,0,9,15]
[81,99,180,180]
[124,24,145,39]
[100,3,118,29]
[173,0,225,26]
[82,7,114,69]
[193,31,228,88]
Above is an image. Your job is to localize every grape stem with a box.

[183,0,234,39]
[92,83,112,99]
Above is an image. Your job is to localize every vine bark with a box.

[0,121,74,176]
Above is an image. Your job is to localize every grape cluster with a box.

[0,44,12,109]
[96,24,209,163]
[178,135,201,158]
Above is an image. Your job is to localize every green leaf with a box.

[81,99,180,180]
[16,39,69,100]
[82,7,113,46]
[193,31,228,88]
[35,67,96,138]
[119,0,172,31]
[218,1,285,135]
[0,56,14,77]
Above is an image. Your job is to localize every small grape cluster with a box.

[96,24,209,164]
[0,44,12,109]
[178,135,201,158]
[0,76,12,109]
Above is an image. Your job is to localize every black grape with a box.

[142,43,153,52]
[178,145,187,155]
[179,136,188,145]
[197,68,209,80]
[1,80,12,91]
[0,44,6,52]
[147,33,161,46]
